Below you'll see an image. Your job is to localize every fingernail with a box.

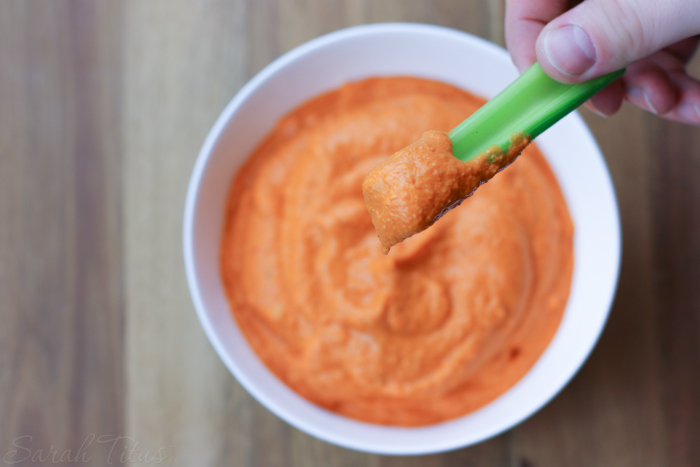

[677,103,700,123]
[628,87,657,114]
[543,25,597,77]
[586,101,609,118]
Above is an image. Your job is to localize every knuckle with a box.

[606,0,657,59]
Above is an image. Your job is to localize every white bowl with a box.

[183,23,621,455]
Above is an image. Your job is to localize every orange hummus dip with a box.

[363,130,529,253]
[221,77,574,426]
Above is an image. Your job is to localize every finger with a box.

[586,78,626,116]
[624,64,678,115]
[505,0,569,73]
[639,48,686,74]
[535,0,700,83]
[665,36,700,64]
[663,72,700,125]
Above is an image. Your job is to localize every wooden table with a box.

[2,1,699,466]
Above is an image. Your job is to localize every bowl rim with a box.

[183,22,621,455]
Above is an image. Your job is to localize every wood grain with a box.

[2,1,700,466]
[0,1,124,466]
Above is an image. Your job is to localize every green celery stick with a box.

[449,63,625,161]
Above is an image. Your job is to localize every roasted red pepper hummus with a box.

[363,130,529,253]
[221,77,574,426]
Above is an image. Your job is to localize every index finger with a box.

[505,0,570,72]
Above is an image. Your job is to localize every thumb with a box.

[535,0,700,83]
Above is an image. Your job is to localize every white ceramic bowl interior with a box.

[184,23,621,455]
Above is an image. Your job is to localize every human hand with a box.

[505,0,700,125]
